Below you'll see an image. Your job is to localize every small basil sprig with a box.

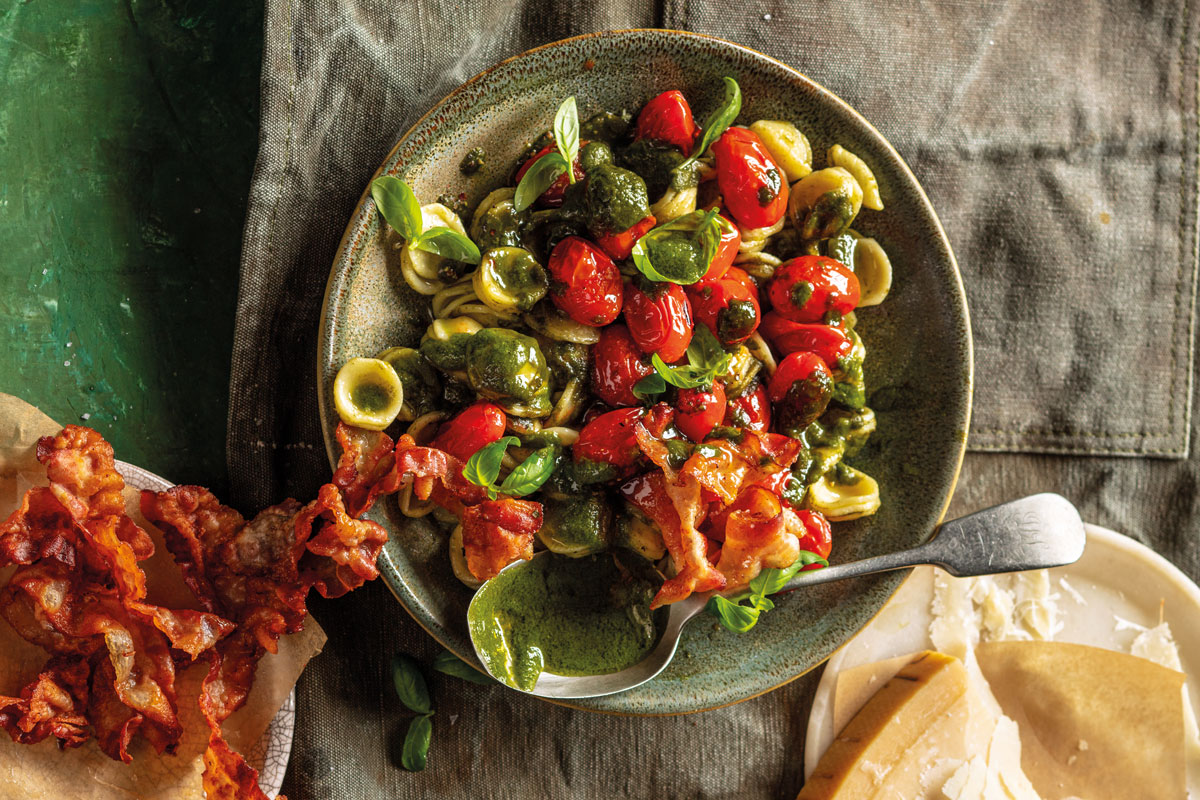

[680,76,742,170]
[371,176,481,265]
[629,209,735,285]
[461,436,557,499]
[633,324,732,400]
[392,654,434,771]
[513,96,581,211]
[433,649,496,685]
[706,550,829,633]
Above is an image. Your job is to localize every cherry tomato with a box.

[700,215,742,281]
[687,272,761,346]
[574,407,644,470]
[674,381,727,442]
[768,351,834,432]
[792,509,832,561]
[514,144,585,208]
[759,311,854,368]
[623,281,693,363]
[591,323,653,407]
[724,382,771,432]
[767,255,860,323]
[430,402,507,462]
[548,236,624,326]
[634,90,697,154]
[711,127,788,229]
[595,214,656,261]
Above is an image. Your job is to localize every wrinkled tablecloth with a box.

[227,2,1200,797]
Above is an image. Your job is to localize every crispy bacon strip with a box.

[0,656,90,748]
[461,499,542,581]
[0,487,78,568]
[715,486,800,587]
[296,483,388,598]
[331,423,396,518]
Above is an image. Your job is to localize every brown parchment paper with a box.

[0,392,326,799]
[976,640,1186,800]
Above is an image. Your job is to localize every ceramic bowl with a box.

[317,29,972,714]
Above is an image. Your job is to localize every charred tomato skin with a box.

[768,351,834,433]
[574,407,644,469]
[591,323,654,407]
[767,255,861,323]
[711,127,789,229]
[674,382,728,443]
[623,280,693,363]
[724,382,771,432]
[634,90,698,154]
[547,236,624,327]
[687,269,762,346]
[430,401,507,462]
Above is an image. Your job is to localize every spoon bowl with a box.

[470,493,1087,698]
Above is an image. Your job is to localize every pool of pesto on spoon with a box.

[466,551,666,692]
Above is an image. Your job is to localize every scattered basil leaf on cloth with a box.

[391,653,432,715]
[498,445,557,497]
[432,649,496,685]
[402,714,434,772]
[682,76,742,170]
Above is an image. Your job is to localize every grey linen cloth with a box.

[227,2,1200,797]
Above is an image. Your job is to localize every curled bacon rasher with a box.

[460,498,542,581]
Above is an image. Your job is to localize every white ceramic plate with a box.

[804,523,1200,792]
[116,461,294,797]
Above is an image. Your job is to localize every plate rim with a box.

[316,28,974,716]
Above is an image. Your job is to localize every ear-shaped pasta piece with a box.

[650,185,698,223]
[788,167,863,240]
[749,120,813,182]
[843,232,892,307]
[806,466,881,521]
[399,203,468,294]
[738,216,785,254]
[472,246,548,314]
[828,145,883,211]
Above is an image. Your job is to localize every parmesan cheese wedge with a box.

[800,651,983,799]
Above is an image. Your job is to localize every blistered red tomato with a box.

[623,281,693,363]
[768,351,834,431]
[711,127,788,229]
[724,382,771,432]
[759,311,854,368]
[591,323,653,407]
[595,214,656,261]
[687,272,761,346]
[674,382,727,442]
[792,509,832,561]
[430,402,507,462]
[767,255,860,323]
[574,407,644,469]
[634,90,697,154]
[514,144,585,207]
[548,236,624,326]
[700,215,742,281]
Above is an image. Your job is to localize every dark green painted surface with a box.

[0,0,262,495]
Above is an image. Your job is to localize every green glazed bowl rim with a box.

[317,28,973,715]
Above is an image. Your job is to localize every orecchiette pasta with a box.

[400,203,467,294]
[749,120,814,182]
[848,232,892,306]
[806,466,881,521]
[827,145,883,211]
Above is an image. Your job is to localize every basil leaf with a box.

[461,436,519,496]
[630,209,734,286]
[553,96,580,183]
[432,649,496,685]
[514,151,568,211]
[685,325,732,375]
[498,445,557,497]
[633,372,667,401]
[371,175,424,241]
[682,76,742,169]
[706,595,761,633]
[401,714,433,771]
[630,237,685,284]
[650,354,709,390]
[391,653,431,715]
[749,550,830,598]
[414,227,482,265]
[695,209,722,274]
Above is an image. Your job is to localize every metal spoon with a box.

[469,492,1086,699]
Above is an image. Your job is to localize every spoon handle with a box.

[777,493,1086,592]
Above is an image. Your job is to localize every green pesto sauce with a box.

[350,381,392,413]
[646,233,704,282]
[468,554,660,691]
[585,164,650,233]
